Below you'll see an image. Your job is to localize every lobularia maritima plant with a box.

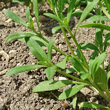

[4,0,110,109]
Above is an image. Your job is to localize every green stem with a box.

[56,68,89,84]
[61,27,76,57]
[67,27,89,68]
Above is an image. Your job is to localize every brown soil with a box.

[0,1,109,110]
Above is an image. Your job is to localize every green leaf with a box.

[66,68,76,74]
[52,26,62,34]
[104,32,110,51]
[13,0,29,2]
[95,28,103,51]
[72,96,77,109]
[80,23,110,31]
[56,56,68,69]
[5,32,36,43]
[58,0,64,17]
[58,84,84,100]
[4,9,27,26]
[33,80,73,92]
[72,9,93,17]
[33,0,40,30]
[6,65,44,76]
[26,7,34,30]
[48,38,56,60]
[67,0,76,23]
[90,52,107,74]
[79,102,110,109]
[27,38,48,61]
[44,13,62,23]
[86,15,110,23]
[92,67,108,91]
[45,66,56,80]
[77,0,99,27]
[107,71,110,81]
[69,57,86,74]
[79,43,99,51]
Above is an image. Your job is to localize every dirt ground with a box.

[0,1,109,110]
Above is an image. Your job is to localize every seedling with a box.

[4,0,110,109]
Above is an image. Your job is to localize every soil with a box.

[0,1,109,110]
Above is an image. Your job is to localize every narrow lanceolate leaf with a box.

[5,32,36,43]
[52,26,62,34]
[86,15,110,23]
[90,52,107,74]
[67,0,76,23]
[72,96,77,109]
[77,0,99,27]
[48,38,56,60]
[45,66,56,80]
[27,38,48,61]
[79,102,110,109]
[58,84,84,100]
[6,65,45,76]
[13,0,29,2]
[44,13,62,23]
[33,0,40,30]
[80,23,110,31]
[4,9,27,26]
[33,80,73,92]
[56,56,68,69]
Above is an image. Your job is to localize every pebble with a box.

[39,15,47,22]
[5,18,12,23]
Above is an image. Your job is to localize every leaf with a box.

[79,43,99,51]
[66,68,76,74]
[95,28,103,51]
[33,80,73,92]
[58,84,84,100]
[92,67,108,91]
[27,38,48,61]
[86,15,110,23]
[5,32,36,43]
[13,0,29,2]
[72,96,77,109]
[77,0,99,27]
[58,0,65,17]
[79,102,110,109]
[69,57,86,74]
[80,23,110,31]
[104,32,110,51]
[107,71,110,81]
[72,10,93,17]
[52,26,62,34]
[44,13,62,23]
[45,66,56,80]
[33,0,40,29]
[56,56,68,69]
[67,0,76,23]
[26,7,34,30]
[90,52,107,74]
[48,38,56,60]
[4,9,27,27]
[6,65,44,76]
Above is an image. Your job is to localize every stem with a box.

[56,68,89,84]
[61,27,76,57]
[67,27,89,68]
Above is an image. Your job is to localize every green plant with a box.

[4,0,110,109]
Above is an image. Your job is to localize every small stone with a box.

[5,18,12,23]
[39,15,47,22]
[9,50,16,54]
